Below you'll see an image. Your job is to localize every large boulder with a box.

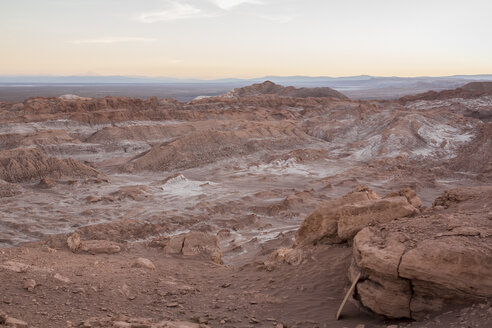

[149,231,222,264]
[349,186,492,319]
[295,185,420,246]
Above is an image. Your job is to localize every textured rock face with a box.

[295,185,420,246]
[350,186,492,319]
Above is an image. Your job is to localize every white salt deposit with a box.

[160,174,217,197]
[59,94,92,100]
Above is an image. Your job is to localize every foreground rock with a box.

[149,231,222,264]
[0,310,30,328]
[73,316,209,328]
[67,233,121,255]
[350,186,492,319]
[295,185,421,246]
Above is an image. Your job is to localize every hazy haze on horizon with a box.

[1,0,491,78]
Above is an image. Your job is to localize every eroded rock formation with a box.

[349,186,492,319]
[295,185,421,246]
[0,148,101,182]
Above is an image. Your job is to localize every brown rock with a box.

[163,234,186,255]
[132,257,156,270]
[0,261,29,273]
[5,316,29,328]
[23,279,36,292]
[79,240,121,255]
[181,231,222,264]
[155,231,222,264]
[67,232,81,252]
[295,186,419,246]
[384,187,422,208]
[264,248,303,270]
[53,273,71,283]
[37,177,57,188]
[350,187,492,319]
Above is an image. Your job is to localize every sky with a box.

[0,0,491,79]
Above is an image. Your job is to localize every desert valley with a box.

[0,80,490,328]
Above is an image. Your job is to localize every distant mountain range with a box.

[1,74,492,87]
[2,74,492,102]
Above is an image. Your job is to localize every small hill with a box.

[399,81,492,102]
[0,148,102,182]
[225,81,349,100]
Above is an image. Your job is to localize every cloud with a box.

[253,13,292,23]
[137,2,209,23]
[210,0,263,11]
[68,37,157,44]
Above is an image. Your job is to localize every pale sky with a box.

[1,0,491,78]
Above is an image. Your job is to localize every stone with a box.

[181,232,222,264]
[263,248,303,270]
[38,177,57,188]
[0,261,29,273]
[132,257,156,270]
[295,186,419,246]
[23,279,36,292]
[163,235,186,255]
[156,231,222,264]
[5,317,29,328]
[54,273,71,283]
[0,310,7,324]
[67,232,81,252]
[79,240,121,254]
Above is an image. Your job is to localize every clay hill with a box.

[0,82,491,328]
[399,81,492,103]
[226,80,349,99]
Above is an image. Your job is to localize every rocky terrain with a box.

[0,81,490,328]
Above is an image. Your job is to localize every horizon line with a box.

[1,73,492,81]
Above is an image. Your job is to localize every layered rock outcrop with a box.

[295,185,420,246]
[350,186,492,319]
